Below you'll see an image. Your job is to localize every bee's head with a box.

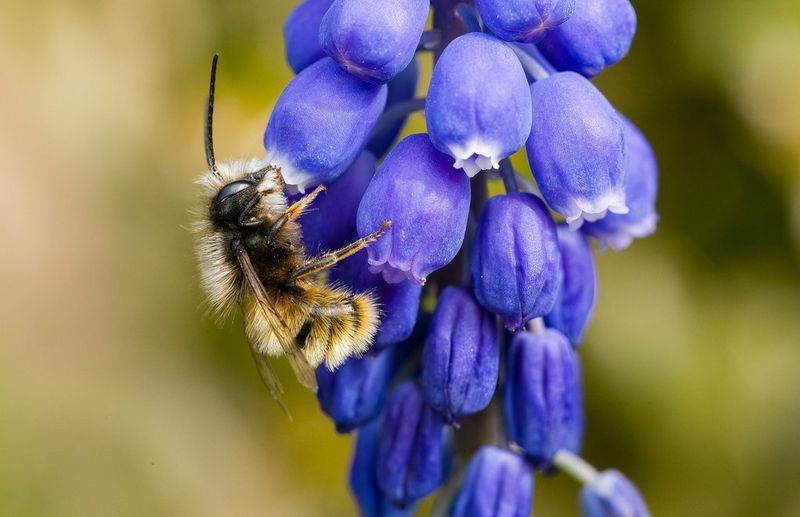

[202,54,285,228]
[209,166,280,227]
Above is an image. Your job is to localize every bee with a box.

[194,54,390,415]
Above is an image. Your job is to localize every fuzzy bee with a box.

[194,54,389,414]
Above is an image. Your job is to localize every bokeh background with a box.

[2,1,800,515]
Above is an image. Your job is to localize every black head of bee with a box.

[212,180,254,225]
[204,54,270,230]
[210,168,271,228]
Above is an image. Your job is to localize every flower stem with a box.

[509,43,551,82]
[525,317,546,334]
[369,97,426,141]
[432,0,471,59]
[500,159,518,193]
[515,171,540,196]
[553,450,600,485]
[524,44,557,75]
[417,29,442,51]
[455,3,482,33]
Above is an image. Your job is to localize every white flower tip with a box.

[565,192,628,230]
[265,150,314,193]
[448,140,504,177]
[601,213,659,250]
[608,203,629,215]
[368,260,425,285]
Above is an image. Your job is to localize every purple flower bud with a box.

[264,57,387,193]
[537,0,637,77]
[378,381,449,506]
[471,193,561,331]
[420,286,499,424]
[367,59,419,158]
[319,0,429,84]
[283,0,333,74]
[331,250,423,350]
[295,151,375,255]
[316,349,393,433]
[544,225,597,347]
[426,33,532,177]
[357,134,470,284]
[582,115,658,250]
[450,446,534,517]
[580,470,651,517]
[504,330,584,469]
[350,420,416,517]
[476,0,576,43]
[526,71,627,229]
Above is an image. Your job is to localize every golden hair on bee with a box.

[192,54,390,414]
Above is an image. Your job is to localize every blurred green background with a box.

[2,0,800,515]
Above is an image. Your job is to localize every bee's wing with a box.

[241,318,292,420]
[235,246,319,393]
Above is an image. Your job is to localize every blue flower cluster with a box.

[270,0,658,515]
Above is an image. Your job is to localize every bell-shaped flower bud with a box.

[426,33,532,177]
[295,151,375,255]
[367,59,419,158]
[264,57,387,193]
[580,470,651,517]
[283,0,334,74]
[537,0,637,77]
[471,193,561,331]
[476,0,576,43]
[350,420,417,517]
[378,381,449,507]
[582,115,658,250]
[319,0,429,84]
[357,134,470,284]
[331,250,423,350]
[504,330,584,469]
[544,225,597,347]
[450,446,534,517]
[526,71,627,229]
[316,349,393,433]
[420,286,499,424]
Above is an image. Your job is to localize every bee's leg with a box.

[237,192,264,227]
[267,185,326,242]
[290,220,391,281]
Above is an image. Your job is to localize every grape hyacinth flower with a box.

[527,71,628,228]
[545,225,597,347]
[320,0,429,84]
[537,0,637,77]
[583,114,659,250]
[282,0,333,74]
[316,349,393,433]
[378,381,450,507]
[263,57,387,192]
[357,134,470,284]
[450,446,534,517]
[420,286,499,424]
[580,469,652,517]
[350,421,416,517]
[505,330,584,469]
[258,1,659,514]
[476,0,576,43]
[472,193,561,331]
[426,32,532,176]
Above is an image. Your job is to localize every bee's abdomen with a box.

[301,286,380,370]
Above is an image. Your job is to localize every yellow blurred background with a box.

[2,1,800,515]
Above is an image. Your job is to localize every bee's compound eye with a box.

[216,181,251,206]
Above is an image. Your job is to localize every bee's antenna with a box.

[206,53,221,177]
